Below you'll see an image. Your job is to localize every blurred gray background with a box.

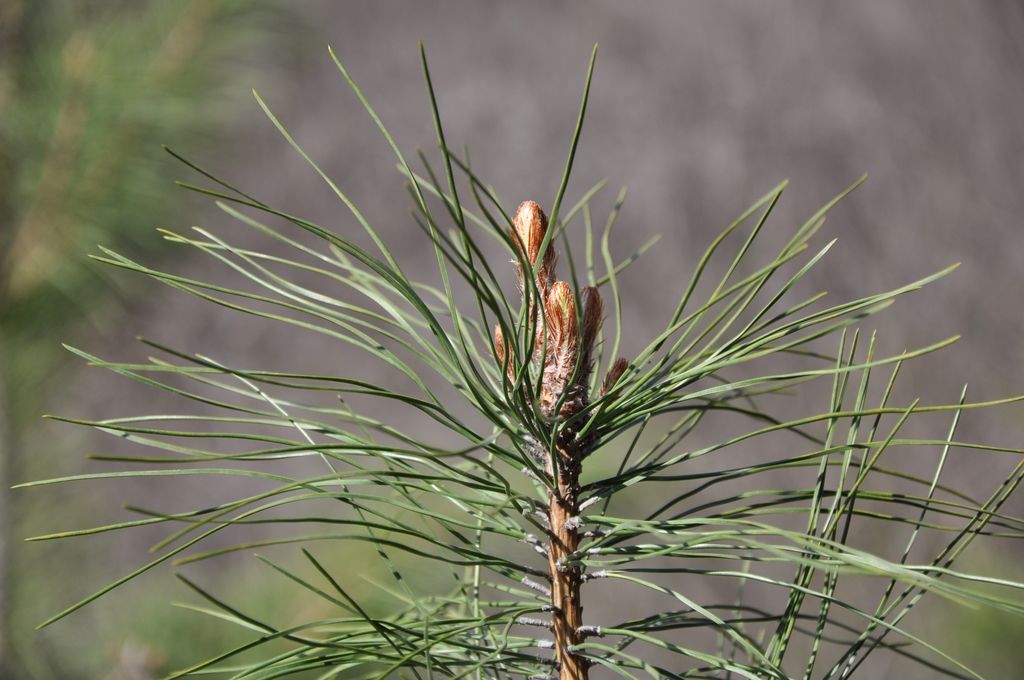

[3,1,1023,678]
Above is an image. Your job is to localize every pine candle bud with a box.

[512,200,557,294]
[500,200,624,425]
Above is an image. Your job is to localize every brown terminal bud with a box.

[511,200,557,293]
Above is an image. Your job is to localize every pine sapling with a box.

[20,45,1024,680]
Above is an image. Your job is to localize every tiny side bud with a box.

[602,357,629,395]
[579,286,603,359]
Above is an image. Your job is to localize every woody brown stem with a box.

[546,443,587,680]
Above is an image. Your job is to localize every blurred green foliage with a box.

[0,1,283,677]
[1,0,269,410]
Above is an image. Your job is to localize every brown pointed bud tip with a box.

[580,286,604,354]
[512,201,547,265]
[511,200,557,287]
[602,357,629,395]
[545,281,577,345]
